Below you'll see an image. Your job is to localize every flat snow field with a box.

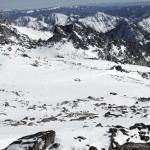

[0,49,150,149]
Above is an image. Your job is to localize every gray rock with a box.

[118,142,150,150]
[4,130,55,150]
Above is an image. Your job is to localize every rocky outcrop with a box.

[109,124,150,150]
[47,24,106,50]
[118,142,150,150]
[4,130,55,150]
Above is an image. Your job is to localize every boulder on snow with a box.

[4,130,55,150]
[89,146,98,150]
[110,65,128,73]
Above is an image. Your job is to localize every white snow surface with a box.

[79,12,119,33]
[139,17,150,33]
[13,26,53,40]
[13,16,49,30]
[13,13,72,30]
[0,43,150,149]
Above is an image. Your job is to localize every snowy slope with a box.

[13,26,53,40]
[79,12,119,33]
[13,16,49,30]
[138,16,150,33]
[45,13,72,26]
[13,13,73,30]
[0,7,150,150]
[0,45,150,149]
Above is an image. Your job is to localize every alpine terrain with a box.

[0,4,150,150]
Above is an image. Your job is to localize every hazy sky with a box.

[0,0,149,10]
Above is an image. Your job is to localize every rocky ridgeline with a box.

[0,17,37,49]
[39,19,150,66]
[0,9,150,66]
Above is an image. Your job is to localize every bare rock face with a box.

[4,130,55,150]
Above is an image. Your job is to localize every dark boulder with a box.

[4,130,55,150]
[89,146,98,150]
[110,65,128,73]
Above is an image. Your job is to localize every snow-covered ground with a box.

[0,46,150,149]
[13,26,53,40]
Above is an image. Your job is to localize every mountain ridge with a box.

[0,6,150,67]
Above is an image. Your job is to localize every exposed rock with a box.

[110,92,118,95]
[141,72,150,79]
[118,142,150,150]
[96,123,103,127]
[89,146,98,150]
[110,65,128,73]
[138,97,150,102]
[130,123,147,130]
[48,143,60,149]
[40,116,57,123]
[76,136,87,140]
[74,78,81,82]
[109,128,117,133]
[4,130,55,150]
[0,17,37,48]
[4,102,9,107]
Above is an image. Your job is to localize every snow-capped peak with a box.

[13,16,48,30]
[45,13,70,26]
[79,12,119,33]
